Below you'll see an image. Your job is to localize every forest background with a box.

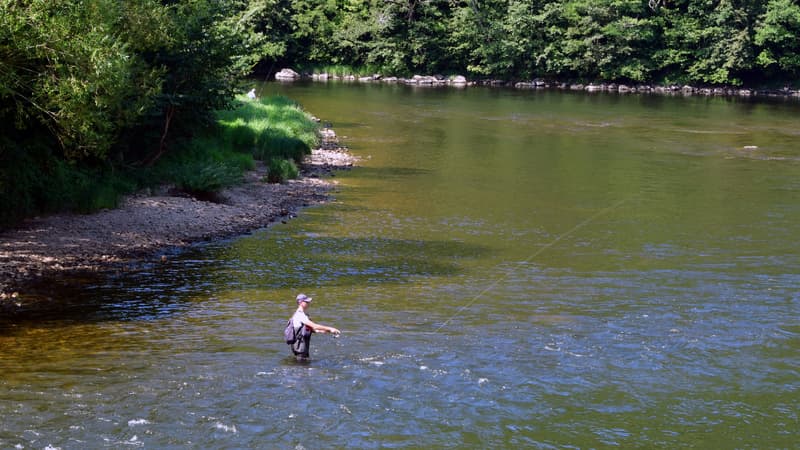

[2,0,799,227]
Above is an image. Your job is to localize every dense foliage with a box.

[0,90,316,227]
[256,0,800,87]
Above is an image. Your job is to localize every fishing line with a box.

[434,197,630,332]
[339,161,704,338]
[331,330,440,337]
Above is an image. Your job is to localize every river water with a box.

[2,83,799,448]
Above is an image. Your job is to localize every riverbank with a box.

[274,68,800,100]
[0,128,356,304]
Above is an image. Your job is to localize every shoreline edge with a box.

[0,127,356,308]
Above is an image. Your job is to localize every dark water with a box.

[2,84,799,448]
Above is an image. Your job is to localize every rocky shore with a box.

[274,67,800,99]
[0,128,356,304]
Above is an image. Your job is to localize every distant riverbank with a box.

[272,68,800,100]
[0,129,356,307]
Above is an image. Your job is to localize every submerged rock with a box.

[450,75,468,85]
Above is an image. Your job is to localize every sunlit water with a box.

[2,84,799,448]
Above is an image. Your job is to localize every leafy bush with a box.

[0,92,316,229]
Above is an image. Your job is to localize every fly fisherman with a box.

[289,294,340,358]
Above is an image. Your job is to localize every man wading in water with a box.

[289,294,340,358]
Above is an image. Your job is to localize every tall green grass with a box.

[158,95,319,193]
[307,64,383,77]
[156,94,319,192]
[0,95,320,229]
[215,95,319,163]
[0,137,135,226]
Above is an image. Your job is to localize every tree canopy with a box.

[257,0,800,87]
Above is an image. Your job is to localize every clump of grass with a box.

[266,157,299,183]
[309,64,383,77]
[151,133,251,197]
[172,161,243,196]
[66,166,136,213]
[216,95,319,165]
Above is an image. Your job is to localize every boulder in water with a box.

[275,68,300,81]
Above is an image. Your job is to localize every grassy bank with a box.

[0,95,319,229]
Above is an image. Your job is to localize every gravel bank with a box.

[0,128,356,304]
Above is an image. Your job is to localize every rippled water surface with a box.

[2,84,799,448]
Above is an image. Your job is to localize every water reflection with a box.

[1,258,214,332]
[2,229,491,334]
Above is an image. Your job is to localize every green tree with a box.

[118,0,267,165]
[500,0,550,79]
[0,0,145,160]
[1,0,277,225]
[289,0,340,65]
[659,0,763,85]
[332,0,383,68]
[452,0,510,77]
[526,1,574,78]
[551,0,658,82]
[755,0,800,79]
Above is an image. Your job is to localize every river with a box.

[1,83,798,448]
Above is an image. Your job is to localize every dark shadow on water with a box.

[0,233,491,334]
[0,257,212,335]
[205,234,492,291]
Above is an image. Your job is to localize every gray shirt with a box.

[291,309,309,329]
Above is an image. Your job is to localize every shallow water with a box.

[2,84,799,448]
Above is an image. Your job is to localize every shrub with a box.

[172,161,243,197]
[266,158,299,183]
[216,95,319,163]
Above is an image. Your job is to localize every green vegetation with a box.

[3,0,799,228]
[0,1,312,228]
[307,65,384,78]
[156,95,317,197]
[256,0,800,87]
[0,93,318,228]
[216,95,319,164]
[267,158,300,183]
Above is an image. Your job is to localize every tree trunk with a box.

[144,104,175,167]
